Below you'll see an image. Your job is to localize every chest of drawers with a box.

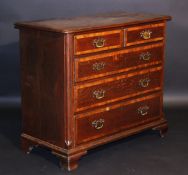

[15,12,171,171]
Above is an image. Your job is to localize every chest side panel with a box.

[20,29,66,148]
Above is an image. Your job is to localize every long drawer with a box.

[74,66,162,112]
[75,43,163,82]
[75,94,162,145]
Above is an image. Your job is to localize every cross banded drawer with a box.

[74,30,123,55]
[75,42,163,82]
[74,67,162,112]
[75,94,161,144]
[126,23,165,46]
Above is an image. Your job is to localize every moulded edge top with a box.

[14,12,172,34]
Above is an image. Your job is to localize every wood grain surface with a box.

[75,42,163,82]
[15,12,171,33]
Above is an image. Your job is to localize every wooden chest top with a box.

[15,12,171,33]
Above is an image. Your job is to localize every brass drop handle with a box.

[93,38,106,48]
[92,118,105,130]
[93,62,106,71]
[140,30,152,40]
[139,78,151,88]
[138,105,150,116]
[93,89,106,100]
[140,52,151,61]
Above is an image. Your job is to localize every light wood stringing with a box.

[74,30,123,55]
[74,42,163,82]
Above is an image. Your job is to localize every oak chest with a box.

[15,12,171,171]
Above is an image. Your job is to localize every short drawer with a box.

[75,43,163,82]
[74,67,162,112]
[74,30,123,55]
[126,23,165,46]
[75,94,161,144]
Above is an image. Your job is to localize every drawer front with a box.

[74,67,162,112]
[74,30,123,55]
[75,43,163,82]
[126,23,165,46]
[75,94,161,144]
